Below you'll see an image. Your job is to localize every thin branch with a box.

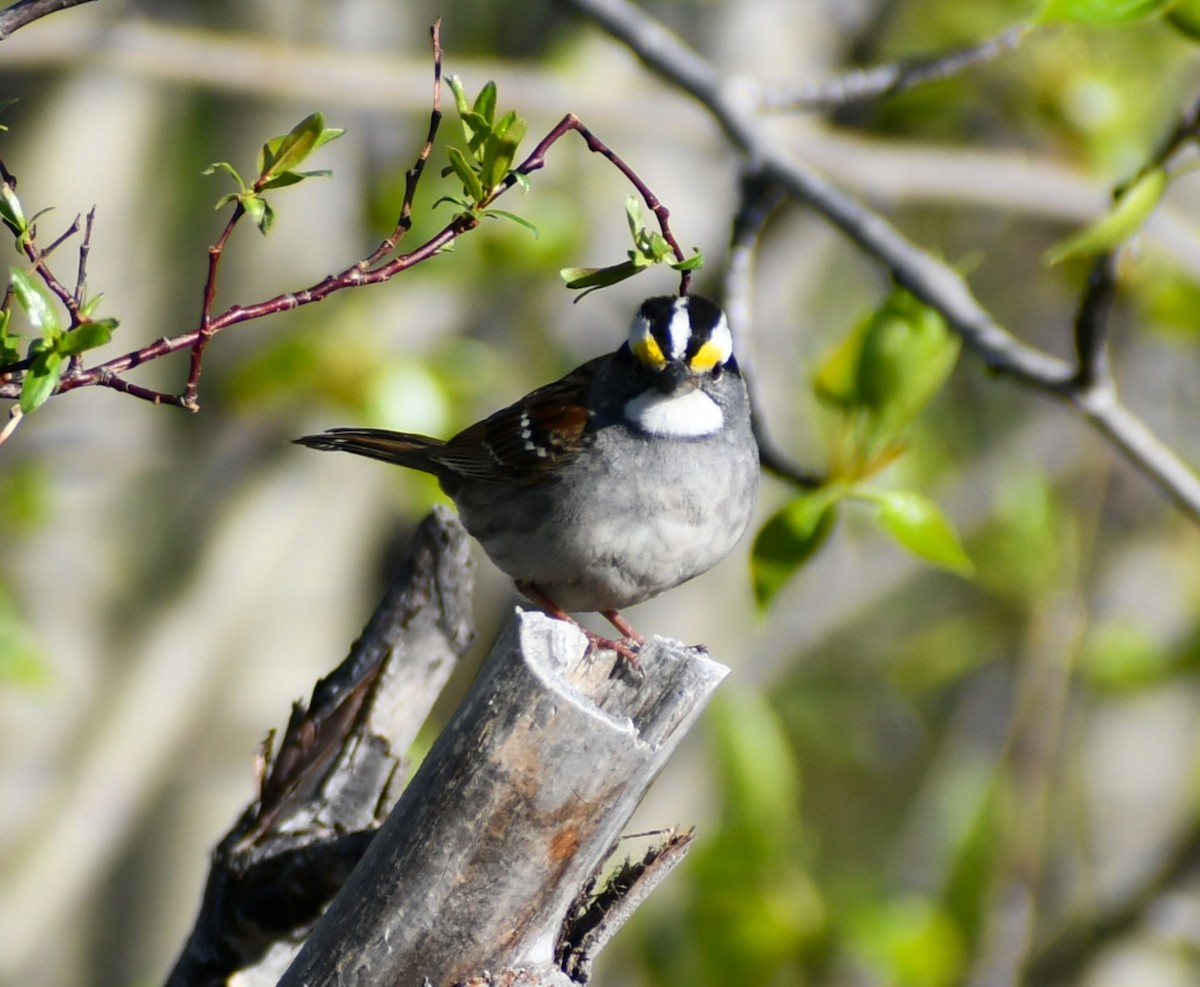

[0,17,694,413]
[0,0,96,40]
[1071,253,1116,392]
[1027,812,1200,985]
[565,0,1200,525]
[182,203,245,411]
[23,213,84,318]
[73,206,94,306]
[505,112,692,294]
[761,22,1034,112]
[359,19,444,271]
[0,403,21,446]
[722,170,822,489]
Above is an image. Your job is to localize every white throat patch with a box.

[624,388,723,437]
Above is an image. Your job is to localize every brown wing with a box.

[434,358,599,484]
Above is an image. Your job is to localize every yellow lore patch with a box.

[689,339,724,372]
[632,334,667,370]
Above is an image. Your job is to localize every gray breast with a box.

[453,378,759,612]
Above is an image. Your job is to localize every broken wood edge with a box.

[165,507,475,987]
[276,610,729,987]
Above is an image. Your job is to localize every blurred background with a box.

[3,0,1200,985]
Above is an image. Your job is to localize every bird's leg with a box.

[601,609,645,645]
[518,584,644,673]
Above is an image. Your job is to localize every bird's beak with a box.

[655,361,699,395]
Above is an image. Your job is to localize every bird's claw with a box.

[581,630,645,680]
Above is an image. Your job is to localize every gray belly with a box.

[452,430,759,612]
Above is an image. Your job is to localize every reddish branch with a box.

[0,19,690,419]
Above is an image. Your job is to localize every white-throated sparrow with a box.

[296,294,760,664]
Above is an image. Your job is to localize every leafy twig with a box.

[0,17,698,419]
[509,112,694,295]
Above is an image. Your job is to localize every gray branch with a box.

[565,0,1200,524]
[761,22,1033,112]
[0,0,97,39]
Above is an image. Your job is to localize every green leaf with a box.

[1044,167,1168,264]
[633,228,672,264]
[79,293,105,318]
[815,289,959,434]
[447,146,484,203]
[671,250,705,272]
[57,319,116,356]
[241,194,274,235]
[1169,0,1200,36]
[430,194,475,214]
[460,112,492,154]
[447,75,472,120]
[10,268,61,339]
[473,80,497,125]
[0,308,18,366]
[854,289,960,431]
[447,77,498,151]
[751,491,840,607]
[1037,0,1176,22]
[258,111,330,183]
[483,209,540,237]
[874,490,973,574]
[20,348,62,413]
[480,110,527,190]
[258,168,333,191]
[203,161,248,192]
[624,195,645,239]
[560,260,642,290]
[0,178,27,238]
[814,311,872,408]
[312,126,345,152]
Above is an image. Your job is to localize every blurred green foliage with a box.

[6,2,1200,986]
[753,288,967,607]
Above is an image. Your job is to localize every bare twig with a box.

[565,0,1200,524]
[73,206,94,307]
[761,22,1033,112]
[359,20,444,271]
[0,0,96,39]
[0,403,20,446]
[23,213,83,318]
[183,203,246,411]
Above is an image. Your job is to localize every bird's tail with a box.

[293,427,446,475]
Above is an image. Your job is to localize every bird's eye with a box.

[710,364,724,381]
